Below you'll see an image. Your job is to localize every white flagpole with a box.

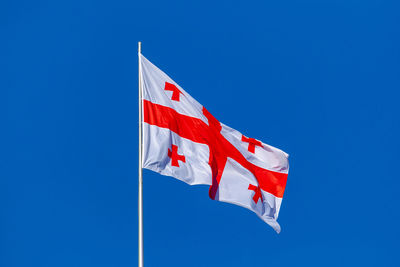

[138,41,144,267]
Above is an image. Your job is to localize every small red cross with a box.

[248,184,263,204]
[168,144,186,167]
[241,135,263,153]
[164,82,183,101]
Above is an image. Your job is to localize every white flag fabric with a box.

[140,53,289,233]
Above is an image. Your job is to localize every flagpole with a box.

[138,41,144,267]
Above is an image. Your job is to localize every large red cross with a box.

[241,135,263,153]
[168,144,186,167]
[143,99,287,199]
[164,82,183,101]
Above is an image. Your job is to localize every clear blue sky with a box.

[2,0,399,266]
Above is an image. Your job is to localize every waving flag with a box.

[140,53,289,233]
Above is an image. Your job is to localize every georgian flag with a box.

[140,53,289,233]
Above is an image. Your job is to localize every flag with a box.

[140,53,289,233]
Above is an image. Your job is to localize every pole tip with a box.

[138,42,142,53]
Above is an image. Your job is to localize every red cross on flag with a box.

[140,54,289,233]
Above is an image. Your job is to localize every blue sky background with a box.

[2,0,400,266]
